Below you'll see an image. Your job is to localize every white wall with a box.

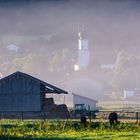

[73,95,97,110]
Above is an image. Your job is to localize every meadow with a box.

[0,120,140,140]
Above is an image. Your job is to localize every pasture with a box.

[0,120,140,140]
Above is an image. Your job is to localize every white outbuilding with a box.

[48,92,98,111]
[72,93,98,111]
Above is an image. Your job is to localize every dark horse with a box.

[80,115,87,126]
[109,112,118,127]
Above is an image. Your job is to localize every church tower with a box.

[74,30,90,71]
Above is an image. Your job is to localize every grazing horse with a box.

[80,115,87,126]
[109,112,118,127]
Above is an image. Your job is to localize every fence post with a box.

[21,112,23,121]
[43,112,46,121]
[136,112,138,123]
[63,117,68,131]
[89,111,92,123]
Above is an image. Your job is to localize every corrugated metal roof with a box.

[0,71,68,94]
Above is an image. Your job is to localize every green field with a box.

[0,120,140,140]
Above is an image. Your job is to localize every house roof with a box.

[0,71,68,94]
[72,93,98,103]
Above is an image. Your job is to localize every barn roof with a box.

[0,71,68,94]
[72,93,98,103]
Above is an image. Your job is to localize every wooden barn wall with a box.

[0,74,41,112]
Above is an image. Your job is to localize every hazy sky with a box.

[0,0,140,52]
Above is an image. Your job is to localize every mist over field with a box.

[0,0,140,101]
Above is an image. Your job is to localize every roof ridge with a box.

[0,71,68,94]
[72,93,98,102]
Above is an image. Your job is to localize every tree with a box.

[111,51,140,98]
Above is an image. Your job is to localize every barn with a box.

[0,71,67,112]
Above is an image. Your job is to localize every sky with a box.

[0,0,140,51]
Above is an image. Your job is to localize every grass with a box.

[0,120,140,140]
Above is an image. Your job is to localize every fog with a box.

[0,0,140,101]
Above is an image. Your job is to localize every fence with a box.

[0,110,140,123]
[95,111,140,123]
[0,111,69,121]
